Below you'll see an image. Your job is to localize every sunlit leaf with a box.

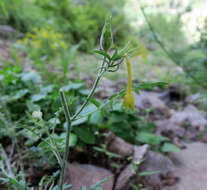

[161,143,180,153]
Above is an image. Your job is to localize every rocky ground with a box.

[62,79,207,190]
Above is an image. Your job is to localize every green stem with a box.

[71,70,104,121]
[59,89,72,190]
[59,57,106,189]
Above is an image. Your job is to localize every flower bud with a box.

[100,16,113,52]
[32,110,43,120]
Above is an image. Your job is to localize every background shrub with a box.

[0,0,131,51]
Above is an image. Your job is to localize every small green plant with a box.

[129,183,146,190]
[93,144,122,159]
[58,15,140,190]
[0,15,145,190]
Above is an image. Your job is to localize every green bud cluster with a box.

[95,16,145,74]
[100,16,113,52]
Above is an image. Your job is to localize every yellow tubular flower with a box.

[122,57,135,110]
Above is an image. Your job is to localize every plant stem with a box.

[59,89,72,190]
[71,70,104,121]
[59,57,106,189]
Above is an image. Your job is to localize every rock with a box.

[156,120,186,148]
[133,91,170,118]
[201,134,207,143]
[156,120,185,139]
[107,132,134,157]
[139,151,176,190]
[170,105,207,139]
[185,93,201,104]
[172,137,186,149]
[0,40,12,62]
[64,163,114,190]
[170,105,207,129]
[133,145,150,162]
[156,105,207,141]
[115,144,149,190]
[0,25,23,38]
[161,186,179,190]
[170,142,207,190]
[97,78,123,99]
[134,91,166,110]
[0,25,16,36]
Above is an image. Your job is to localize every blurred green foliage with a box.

[139,12,188,51]
[0,0,131,51]
[138,6,207,90]
[0,0,45,32]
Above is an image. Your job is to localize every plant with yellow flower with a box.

[58,16,148,190]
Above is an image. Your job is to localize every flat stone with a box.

[139,151,175,190]
[185,93,201,104]
[156,119,185,138]
[156,105,207,141]
[64,163,114,190]
[0,25,16,36]
[161,186,179,190]
[133,91,170,118]
[201,133,207,143]
[96,78,123,99]
[107,132,133,157]
[115,144,149,190]
[170,105,207,129]
[134,91,166,110]
[170,142,207,190]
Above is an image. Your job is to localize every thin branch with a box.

[71,70,104,121]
